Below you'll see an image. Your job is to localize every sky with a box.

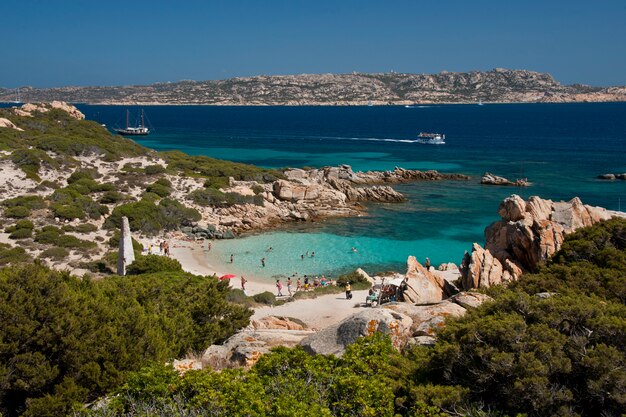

[1,0,625,88]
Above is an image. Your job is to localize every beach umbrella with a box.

[219,274,237,281]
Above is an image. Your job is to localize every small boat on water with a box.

[115,109,149,136]
[416,132,445,145]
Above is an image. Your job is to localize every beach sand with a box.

[165,237,461,330]
[166,237,373,328]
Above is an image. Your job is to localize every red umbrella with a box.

[219,274,237,281]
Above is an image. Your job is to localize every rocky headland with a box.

[460,194,626,289]
[3,69,625,105]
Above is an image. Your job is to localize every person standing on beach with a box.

[304,276,309,291]
[230,254,234,263]
[296,277,302,292]
[345,282,352,300]
[276,279,283,297]
[287,277,292,296]
[241,276,247,291]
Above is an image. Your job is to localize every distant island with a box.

[2,68,625,105]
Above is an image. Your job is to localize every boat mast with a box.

[126,109,130,129]
[141,109,145,128]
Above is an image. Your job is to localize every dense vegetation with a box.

[78,219,626,417]
[0,264,251,417]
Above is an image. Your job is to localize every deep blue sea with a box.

[75,103,626,278]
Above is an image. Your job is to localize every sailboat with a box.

[13,88,21,104]
[114,109,149,136]
[477,98,484,106]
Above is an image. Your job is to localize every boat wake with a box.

[314,136,421,144]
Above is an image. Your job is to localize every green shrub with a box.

[99,190,124,204]
[144,164,166,175]
[73,224,98,233]
[0,243,31,265]
[1,195,46,210]
[9,227,32,239]
[336,270,370,287]
[52,204,85,220]
[251,184,265,195]
[105,198,200,235]
[39,180,60,189]
[252,291,276,305]
[49,188,107,220]
[14,220,34,229]
[34,227,63,244]
[189,188,226,206]
[10,148,57,181]
[39,247,70,260]
[126,255,183,275]
[57,235,97,250]
[146,182,171,198]
[4,205,31,218]
[0,263,251,416]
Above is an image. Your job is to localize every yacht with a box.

[114,109,149,136]
[416,132,445,145]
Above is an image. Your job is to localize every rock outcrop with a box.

[13,101,85,120]
[598,173,626,180]
[181,165,469,239]
[299,309,413,356]
[481,172,530,186]
[203,329,314,370]
[202,291,493,368]
[402,256,455,304]
[0,118,24,131]
[460,195,619,289]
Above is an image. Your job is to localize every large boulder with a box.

[203,329,314,370]
[299,309,413,356]
[382,301,466,337]
[461,195,617,290]
[403,256,453,304]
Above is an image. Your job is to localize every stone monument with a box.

[117,216,135,275]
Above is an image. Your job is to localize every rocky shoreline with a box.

[182,165,470,240]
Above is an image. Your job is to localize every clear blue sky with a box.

[2,0,625,88]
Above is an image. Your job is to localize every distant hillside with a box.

[2,69,626,105]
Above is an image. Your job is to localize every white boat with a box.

[13,88,21,104]
[478,99,484,106]
[416,132,445,145]
[114,109,149,136]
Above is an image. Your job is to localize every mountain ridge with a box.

[2,68,625,105]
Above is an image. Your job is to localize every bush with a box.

[0,243,31,265]
[126,255,183,275]
[144,164,166,175]
[1,195,46,210]
[39,247,70,260]
[49,188,108,220]
[56,234,96,250]
[34,227,63,244]
[73,224,98,233]
[4,205,31,218]
[9,227,32,239]
[105,198,200,235]
[146,182,171,198]
[0,264,252,416]
[99,190,124,204]
[336,270,370,287]
[252,291,276,305]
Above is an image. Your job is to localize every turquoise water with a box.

[80,103,626,279]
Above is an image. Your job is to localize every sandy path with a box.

[251,289,370,330]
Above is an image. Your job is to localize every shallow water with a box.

[79,103,626,279]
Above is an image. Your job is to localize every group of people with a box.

[273,273,336,297]
[147,240,170,256]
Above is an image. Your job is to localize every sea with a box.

[72,103,626,279]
